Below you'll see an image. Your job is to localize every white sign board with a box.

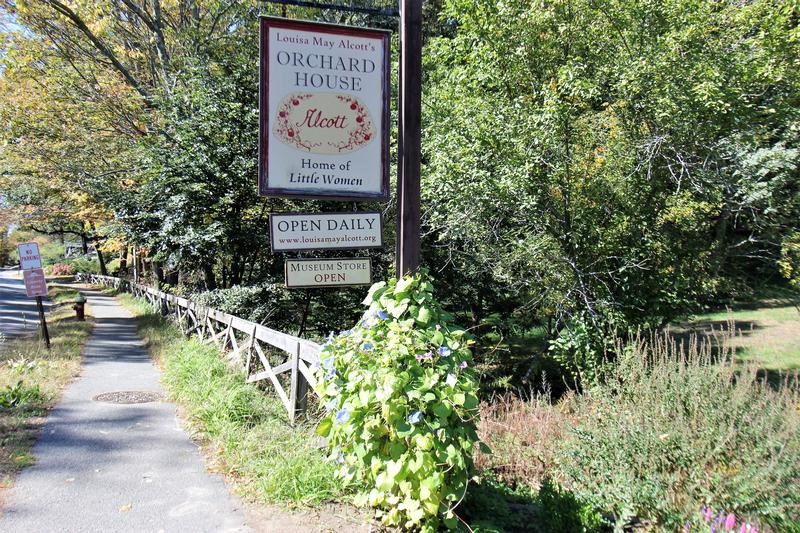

[259,17,390,201]
[285,258,372,288]
[271,212,383,252]
[23,268,48,298]
[17,242,42,270]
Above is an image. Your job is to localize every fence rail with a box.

[77,273,321,422]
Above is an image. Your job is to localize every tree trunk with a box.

[96,246,108,276]
[119,246,128,274]
[81,233,89,255]
[154,261,164,289]
[203,263,217,291]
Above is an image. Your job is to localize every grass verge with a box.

[0,284,93,491]
[116,293,347,506]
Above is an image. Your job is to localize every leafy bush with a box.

[48,263,75,276]
[68,255,100,274]
[556,333,800,531]
[548,311,616,386]
[193,284,288,325]
[779,232,800,291]
[0,381,47,409]
[461,475,604,533]
[315,272,483,531]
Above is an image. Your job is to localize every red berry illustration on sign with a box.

[272,93,376,154]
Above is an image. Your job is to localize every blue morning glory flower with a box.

[335,408,350,424]
[408,411,422,425]
[336,452,345,464]
[339,329,351,336]
[326,367,337,379]
[438,346,451,357]
[376,309,389,320]
[324,399,337,412]
[362,343,373,351]
[322,357,334,370]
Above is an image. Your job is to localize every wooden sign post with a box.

[396,0,423,278]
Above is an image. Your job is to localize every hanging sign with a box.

[23,268,48,298]
[259,17,390,201]
[17,242,42,270]
[285,258,372,288]
[270,212,383,252]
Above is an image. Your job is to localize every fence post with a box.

[289,341,309,424]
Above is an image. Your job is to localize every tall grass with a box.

[118,294,347,505]
[477,331,800,531]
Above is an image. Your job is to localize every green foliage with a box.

[557,338,800,531]
[66,255,100,274]
[779,232,800,291]
[460,475,604,533]
[422,0,800,346]
[548,312,615,386]
[315,272,482,531]
[0,381,46,410]
[192,284,288,325]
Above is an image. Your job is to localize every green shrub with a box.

[557,334,800,531]
[193,284,288,325]
[68,255,100,274]
[315,272,483,531]
[460,475,604,533]
[0,381,47,409]
[548,311,615,386]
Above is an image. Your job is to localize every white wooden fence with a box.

[77,273,321,422]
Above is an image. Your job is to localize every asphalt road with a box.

[0,266,49,340]
[0,288,250,532]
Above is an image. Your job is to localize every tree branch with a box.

[42,0,151,102]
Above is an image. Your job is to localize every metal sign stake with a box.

[36,296,51,350]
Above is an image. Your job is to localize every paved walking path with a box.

[0,289,250,533]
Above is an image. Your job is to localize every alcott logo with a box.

[273,93,375,154]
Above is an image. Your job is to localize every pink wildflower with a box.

[725,514,736,530]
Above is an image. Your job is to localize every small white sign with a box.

[271,212,383,252]
[285,258,371,288]
[17,242,42,270]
